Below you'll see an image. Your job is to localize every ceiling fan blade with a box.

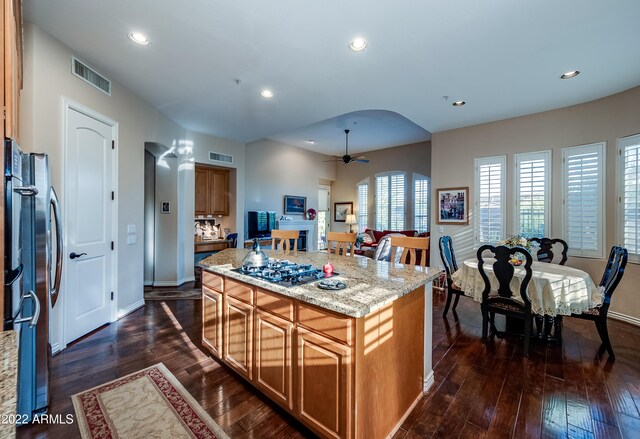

[354,155,367,160]
[353,159,370,163]
[323,159,343,162]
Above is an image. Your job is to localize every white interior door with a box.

[317,186,330,250]
[65,106,115,344]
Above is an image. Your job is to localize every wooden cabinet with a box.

[255,309,294,410]
[223,295,253,380]
[202,287,223,358]
[297,326,352,439]
[195,164,229,216]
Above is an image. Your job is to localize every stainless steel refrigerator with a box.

[4,139,63,423]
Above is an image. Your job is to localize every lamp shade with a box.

[345,214,357,225]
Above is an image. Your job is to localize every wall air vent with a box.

[71,56,111,96]
[209,151,233,164]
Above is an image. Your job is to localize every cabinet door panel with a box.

[210,170,228,215]
[224,295,253,379]
[297,327,351,439]
[255,309,293,409]
[194,167,208,216]
[202,288,223,358]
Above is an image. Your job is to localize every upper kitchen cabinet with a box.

[195,164,229,216]
[3,0,23,142]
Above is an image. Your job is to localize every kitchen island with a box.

[199,249,440,439]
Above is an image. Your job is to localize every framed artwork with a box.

[334,202,353,222]
[284,195,307,215]
[161,201,171,214]
[436,187,468,224]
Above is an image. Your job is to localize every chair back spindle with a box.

[327,232,357,257]
[439,236,458,285]
[390,236,429,267]
[529,237,568,265]
[271,230,300,255]
[477,245,533,309]
[599,246,628,308]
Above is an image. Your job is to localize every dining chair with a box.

[390,236,430,266]
[478,245,534,356]
[564,246,628,360]
[271,230,299,254]
[327,232,357,257]
[529,237,568,265]
[439,236,467,317]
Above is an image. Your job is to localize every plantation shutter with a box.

[390,174,405,230]
[357,182,369,232]
[562,143,604,257]
[414,176,429,232]
[375,175,389,230]
[620,135,640,259]
[515,151,550,238]
[475,156,506,244]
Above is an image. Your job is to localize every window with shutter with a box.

[618,134,640,261]
[357,180,369,232]
[562,142,605,258]
[475,156,506,245]
[375,173,405,230]
[414,174,429,233]
[515,151,551,238]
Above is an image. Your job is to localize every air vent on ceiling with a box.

[71,56,111,95]
[209,151,233,164]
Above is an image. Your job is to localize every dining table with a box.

[451,258,602,339]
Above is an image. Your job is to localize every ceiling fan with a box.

[325,129,370,164]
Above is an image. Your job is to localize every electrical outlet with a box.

[127,224,136,234]
[127,234,136,245]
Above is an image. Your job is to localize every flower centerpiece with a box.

[497,235,532,266]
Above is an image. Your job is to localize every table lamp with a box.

[345,214,357,233]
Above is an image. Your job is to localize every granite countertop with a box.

[0,331,18,439]
[199,249,441,318]
[194,238,227,245]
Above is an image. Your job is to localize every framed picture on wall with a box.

[334,202,353,222]
[284,195,307,215]
[436,187,468,224]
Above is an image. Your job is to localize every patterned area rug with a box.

[72,363,229,439]
[144,288,201,301]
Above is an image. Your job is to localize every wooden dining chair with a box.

[390,236,430,266]
[271,230,299,254]
[529,237,568,265]
[478,245,534,356]
[327,232,357,257]
[439,236,467,317]
[563,246,628,360]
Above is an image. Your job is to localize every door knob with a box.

[70,252,87,260]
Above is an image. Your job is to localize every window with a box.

[357,179,369,232]
[562,142,605,258]
[475,156,506,244]
[375,172,405,230]
[514,151,551,238]
[413,174,429,233]
[618,134,640,261]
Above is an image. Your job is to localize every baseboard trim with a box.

[116,300,145,320]
[144,281,153,286]
[423,370,435,394]
[50,343,62,356]
[152,278,195,287]
[181,276,195,284]
[609,311,640,327]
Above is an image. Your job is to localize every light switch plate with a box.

[127,224,136,234]
[438,226,444,233]
[127,234,136,245]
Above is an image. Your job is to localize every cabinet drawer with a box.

[256,289,294,321]
[202,271,224,292]
[226,278,254,304]
[297,303,354,346]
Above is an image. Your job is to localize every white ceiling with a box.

[24,0,640,151]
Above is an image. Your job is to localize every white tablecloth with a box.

[451,258,602,316]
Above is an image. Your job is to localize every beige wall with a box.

[244,139,336,237]
[430,86,640,322]
[20,23,246,349]
[331,141,431,232]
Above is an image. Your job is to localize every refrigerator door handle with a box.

[50,187,64,308]
[13,185,39,196]
[12,290,40,328]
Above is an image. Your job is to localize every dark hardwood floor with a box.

[16,289,640,438]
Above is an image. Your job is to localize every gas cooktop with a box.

[232,259,338,287]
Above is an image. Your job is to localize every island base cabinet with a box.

[224,296,253,380]
[297,326,352,439]
[202,287,223,358]
[255,309,294,410]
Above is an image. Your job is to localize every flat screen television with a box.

[248,211,276,239]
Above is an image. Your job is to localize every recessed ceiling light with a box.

[260,89,274,98]
[349,38,367,52]
[306,140,315,144]
[128,32,150,45]
[560,70,580,79]
[452,100,466,107]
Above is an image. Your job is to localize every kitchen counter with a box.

[0,331,18,439]
[199,248,440,318]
